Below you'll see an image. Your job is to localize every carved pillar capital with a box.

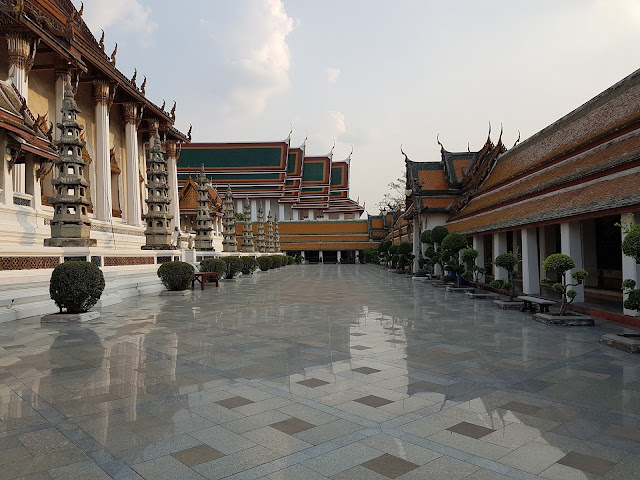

[123,103,137,125]
[165,140,177,158]
[148,118,159,138]
[93,80,110,106]
[6,33,31,70]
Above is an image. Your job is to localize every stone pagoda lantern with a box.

[266,212,275,253]
[274,215,281,252]
[222,185,237,252]
[45,79,96,247]
[256,202,266,253]
[194,165,213,250]
[241,197,255,252]
[142,129,173,249]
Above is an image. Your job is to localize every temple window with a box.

[68,166,74,174]
[67,187,75,195]
[66,207,76,214]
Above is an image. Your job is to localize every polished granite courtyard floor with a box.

[1,265,640,479]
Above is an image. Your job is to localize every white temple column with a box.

[54,70,67,141]
[301,250,305,263]
[339,213,345,220]
[473,235,485,272]
[124,104,142,226]
[521,228,540,294]
[493,232,508,280]
[622,213,640,316]
[412,216,420,273]
[24,153,41,210]
[319,250,323,262]
[93,80,112,222]
[165,140,180,231]
[337,250,342,263]
[308,209,315,220]
[293,209,299,221]
[0,131,13,205]
[561,221,584,303]
[278,202,284,222]
[251,199,257,222]
[7,33,32,194]
[582,219,598,288]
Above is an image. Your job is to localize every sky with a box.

[73,0,640,216]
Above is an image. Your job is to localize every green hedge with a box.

[286,255,294,265]
[225,256,244,278]
[241,256,259,274]
[158,261,194,291]
[199,258,226,281]
[50,261,105,313]
[257,256,273,271]
[270,255,282,268]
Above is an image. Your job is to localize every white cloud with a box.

[219,0,294,117]
[326,67,340,84]
[330,110,346,135]
[72,0,157,38]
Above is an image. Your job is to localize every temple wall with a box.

[0,41,7,79]
[26,70,55,120]
[75,82,97,211]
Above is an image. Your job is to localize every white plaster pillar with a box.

[165,140,180,230]
[293,209,299,221]
[6,34,33,195]
[123,104,143,226]
[251,199,257,222]
[301,250,305,263]
[473,235,485,271]
[622,213,640,316]
[0,131,13,205]
[561,221,584,303]
[278,202,284,221]
[319,250,323,262]
[493,232,508,280]
[539,225,548,279]
[339,213,345,220]
[308,209,315,220]
[237,199,243,216]
[54,70,67,141]
[93,80,112,222]
[521,228,540,295]
[337,250,342,263]
[412,216,420,273]
[24,153,41,210]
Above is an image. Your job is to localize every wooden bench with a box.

[517,295,555,313]
[192,272,219,290]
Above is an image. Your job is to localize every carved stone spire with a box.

[241,198,255,252]
[274,215,281,252]
[266,212,275,253]
[194,165,214,251]
[256,202,266,253]
[142,130,173,249]
[222,185,237,252]
[45,78,96,247]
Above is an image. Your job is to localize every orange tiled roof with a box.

[418,169,449,191]
[447,168,640,234]
[279,221,369,235]
[422,197,453,210]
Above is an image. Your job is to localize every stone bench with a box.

[518,296,555,313]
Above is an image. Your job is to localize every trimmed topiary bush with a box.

[287,256,295,265]
[494,252,519,300]
[224,256,244,278]
[541,253,588,315]
[489,279,511,291]
[431,225,449,245]
[269,255,281,268]
[257,256,273,271]
[158,261,194,291]
[420,229,432,245]
[199,258,226,281]
[241,256,259,275]
[443,274,455,283]
[50,261,105,313]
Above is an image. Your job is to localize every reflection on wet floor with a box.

[0,265,639,479]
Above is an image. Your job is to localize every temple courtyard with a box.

[0,266,639,479]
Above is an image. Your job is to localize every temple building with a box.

[177,137,375,261]
[0,1,189,319]
[392,68,640,318]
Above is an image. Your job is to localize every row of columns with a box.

[3,33,180,229]
[472,215,640,315]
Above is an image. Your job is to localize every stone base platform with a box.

[493,300,524,310]
[466,292,498,299]
[41,311,100,323]
[160,290,191,296]
[533,312,595,326]
[446,286,475,293]
[600,334,640,353]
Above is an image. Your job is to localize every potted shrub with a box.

[44,261,105,322]
[257,256,273,271]
[200,258,226,281]
[441,233,468,287]
[241,256,259,275]
[224,256,244,278]
[157,261,194,293]
[539,253,592,325]
[461,248,485,287]
[397,242,414,273]
[494,253,519,301]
